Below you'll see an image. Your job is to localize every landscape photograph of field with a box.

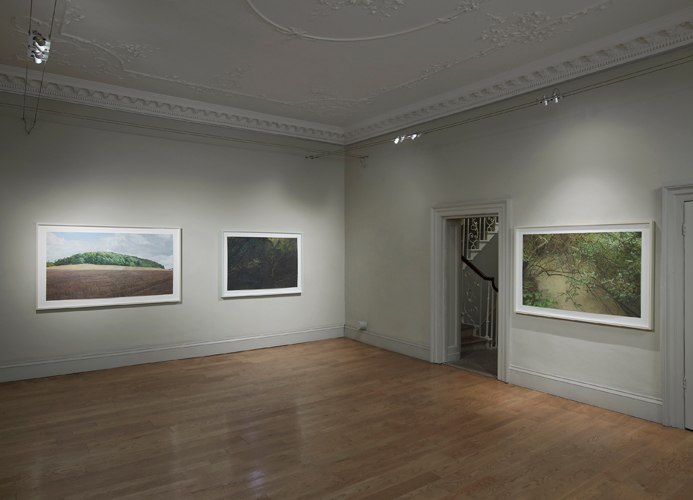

[37,225,181,309]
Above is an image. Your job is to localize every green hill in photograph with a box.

[50,251,165,269]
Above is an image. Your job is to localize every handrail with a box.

[461,255,498,293]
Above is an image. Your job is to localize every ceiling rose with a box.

[246,0,483,41]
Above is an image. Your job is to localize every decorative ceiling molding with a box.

[312,0,408,21]
[0,66,346,144]
[343,10,693,143]
[8,12,264,103]
[280,1,617,118]
[0,8,690,146]
[247,0,484,43]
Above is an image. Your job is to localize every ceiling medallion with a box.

[245,0,484,42]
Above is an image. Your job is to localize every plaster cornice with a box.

[0,67,346,144]
[344,8,693,144]
[0,7,691,146]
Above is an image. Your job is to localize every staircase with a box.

[460,216,498,349]
[462,216,499,261]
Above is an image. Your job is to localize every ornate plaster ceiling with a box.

[0,0,691,144]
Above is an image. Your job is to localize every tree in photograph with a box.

[52,252,165,269]
[227,237,298,290]
[522,232,641,317]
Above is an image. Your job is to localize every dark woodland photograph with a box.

[226,236,299,291]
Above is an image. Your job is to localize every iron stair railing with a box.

[460,216,499,348]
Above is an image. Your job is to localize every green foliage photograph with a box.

[522,231,642,318]
[226,236,299,291]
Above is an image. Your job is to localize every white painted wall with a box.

[345,46,693,418]
[469,231,498,280]
[0,102,345,380]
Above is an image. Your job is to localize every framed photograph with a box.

[37,225,181,310]
[515,223,653,330]
[222,231,302,298]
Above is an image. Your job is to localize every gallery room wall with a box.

[0,102,345,381]
[344,46,693,422]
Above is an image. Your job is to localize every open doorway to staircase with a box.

[448,216,499,377]
[430,199,510,382]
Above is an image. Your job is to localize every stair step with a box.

[460,336,488,346]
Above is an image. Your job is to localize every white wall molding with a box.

[344,326,429,361]
[662,184,693,428]
[0,325,344,383]
[343,10,693,143]
[509,365,663,423]
[0,65,346,145]
[1,9,692,146]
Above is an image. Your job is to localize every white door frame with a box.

[662,184,693,428]
[430,199,511,382]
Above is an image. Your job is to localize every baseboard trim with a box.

[509,365,663,423]
[344,326,430,361]
[0,326,345,383]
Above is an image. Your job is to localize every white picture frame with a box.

[515,222,653,330]
[37,224,181,310]
[222,231,302,298]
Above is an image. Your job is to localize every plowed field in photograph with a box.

[46,265,173,300]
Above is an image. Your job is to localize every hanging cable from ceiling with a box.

[22,0,59,134]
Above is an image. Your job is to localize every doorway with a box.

[429,200,511,382]
[447,216,499,377]
[662,185,693,428]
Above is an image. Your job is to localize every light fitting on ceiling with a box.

[539,89,562,106]
[22,0,59,134]
[28,29,51,64]
[393,132,423,144]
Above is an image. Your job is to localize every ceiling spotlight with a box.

[552,88,561,103]
[539,88,562,107]
[393,132,423,145]
[28,30,51,64]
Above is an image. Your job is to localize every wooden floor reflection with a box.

[1,338,692,499]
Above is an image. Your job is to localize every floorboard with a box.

[1,338,691,499]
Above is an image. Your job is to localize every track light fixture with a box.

[393,132,422,144]
[28,30,51,64]
[539,88,562,106]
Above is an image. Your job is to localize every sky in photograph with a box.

[47,232,174,269]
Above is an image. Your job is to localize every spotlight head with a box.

[393,137,400,144]
[27,30,50,64]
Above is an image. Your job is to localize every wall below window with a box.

[345,46,693,422]
[0,101,345,381]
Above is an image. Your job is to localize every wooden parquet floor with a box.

[1,338,692,500]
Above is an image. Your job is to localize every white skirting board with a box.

[509,365,663,423]
[344,326,430,361]
[0,326,345,383]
